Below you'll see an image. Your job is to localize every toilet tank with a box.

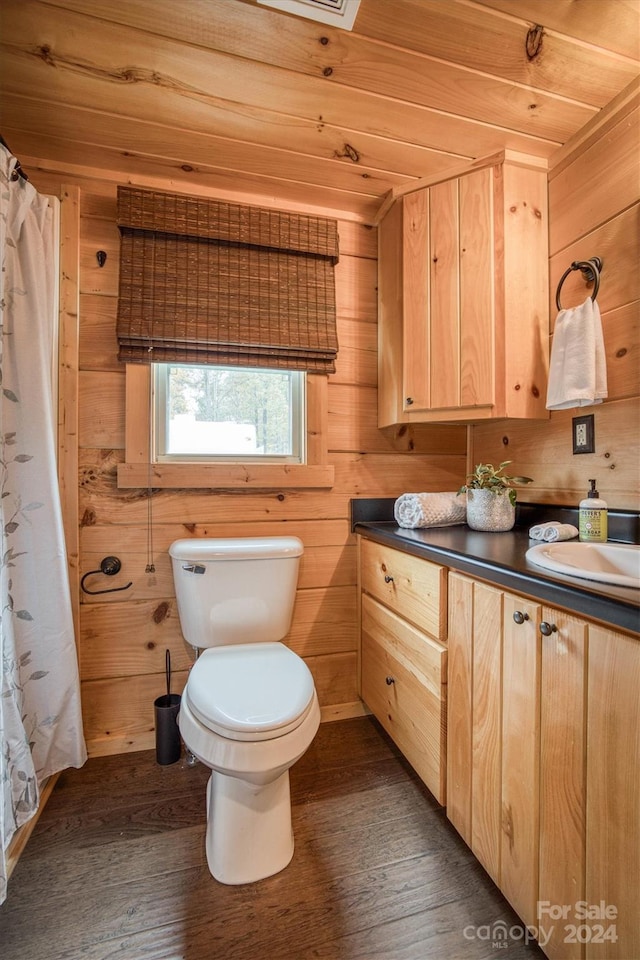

[169,537,303,648]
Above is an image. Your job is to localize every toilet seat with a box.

[186,642,315,742]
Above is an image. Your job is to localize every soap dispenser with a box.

[579,480,608,543]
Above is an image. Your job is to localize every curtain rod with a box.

[0,133,29,182]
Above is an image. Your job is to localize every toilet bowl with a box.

[169,537,320,885]
[179,644,320,884]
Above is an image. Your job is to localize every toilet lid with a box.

[186,643,316,741]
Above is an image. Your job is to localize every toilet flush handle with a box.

[182,563,206,574]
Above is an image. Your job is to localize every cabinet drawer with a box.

[361,593,447,803]
[360,538,447,641]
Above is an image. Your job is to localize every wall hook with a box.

[81,556,133,595]
[96,250,107,268]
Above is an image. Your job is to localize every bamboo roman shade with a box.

[116,187,339,373]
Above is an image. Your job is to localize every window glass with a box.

[154,364,305,462]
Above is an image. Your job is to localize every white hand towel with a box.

[394,492,467,529]
[546,296,608,410]
[529,521,579,542]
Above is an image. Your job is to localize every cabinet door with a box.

[447,572,474,844]
[585,626,640,960]
[404,170,496,416]
[501,591,541,930]
[471,579,503,885]
[447,574,502,883]
[539,608,588,960]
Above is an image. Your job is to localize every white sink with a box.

[526,541,640,589]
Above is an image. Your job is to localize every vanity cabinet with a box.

[377,150,549,426]
[358,537,447,803]
[447,571,639,960]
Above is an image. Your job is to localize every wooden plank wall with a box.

[30,167,467,757]
[471,92,640,509]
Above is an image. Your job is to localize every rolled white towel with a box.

[395,492,467,529]
[529,521,579,542]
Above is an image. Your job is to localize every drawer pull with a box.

[540,621,558,636]
[384,575,394,583]
[385,676,395,685]
[513,610,529,625]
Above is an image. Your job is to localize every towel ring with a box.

[555,257,602,311]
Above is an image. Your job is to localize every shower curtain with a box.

[0,145,86,904]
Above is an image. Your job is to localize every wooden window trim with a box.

[116,364,334,489]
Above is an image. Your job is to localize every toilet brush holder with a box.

[154,649,181,765]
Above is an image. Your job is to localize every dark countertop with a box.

[353,520,640,636]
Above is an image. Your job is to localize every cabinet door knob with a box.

[405,397,414,405]
[384,575,394,583]
[539,621,558,636]
[385,676,395,685]
[513,610,529,624]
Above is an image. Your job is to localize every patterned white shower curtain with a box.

[0,145,86,904]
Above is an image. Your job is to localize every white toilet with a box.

[169,536,320,885]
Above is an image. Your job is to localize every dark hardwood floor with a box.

[1,717,544,960]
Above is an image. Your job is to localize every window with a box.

[118,364,333,489]
[114,186,338,490]
[154,364,305,463]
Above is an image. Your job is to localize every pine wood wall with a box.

[26,83,639,759]
[471,91,640,509]
[31,168,467,757]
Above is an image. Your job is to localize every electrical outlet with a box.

[572,414,595,454]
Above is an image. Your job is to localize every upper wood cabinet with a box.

[378,151,550,426]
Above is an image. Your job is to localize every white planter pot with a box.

[466,488,516,532]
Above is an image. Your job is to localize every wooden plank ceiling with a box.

[0,0,638,222]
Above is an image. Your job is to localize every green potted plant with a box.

[458,461,533,532]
